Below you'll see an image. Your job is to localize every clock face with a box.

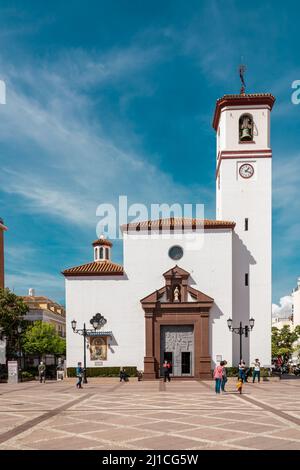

[239,163,254,179]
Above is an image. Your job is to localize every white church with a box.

[63,91,274,379]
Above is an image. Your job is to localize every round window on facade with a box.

[168,245,183,260]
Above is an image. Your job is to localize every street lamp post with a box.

[227,317,255,362]
[71,313,107,384]
[0,327,6,366]
[17,325,23,383]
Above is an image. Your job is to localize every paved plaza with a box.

[0,377,300,450]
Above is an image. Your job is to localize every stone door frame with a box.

[143,308,212,380]
[141,266,214,380]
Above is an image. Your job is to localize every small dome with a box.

[92,235,112,262]
[92,236,112,248]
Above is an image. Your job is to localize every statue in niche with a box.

[239,114,253,141]
[173,285,180,302]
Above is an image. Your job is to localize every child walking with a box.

[236,377,243,394]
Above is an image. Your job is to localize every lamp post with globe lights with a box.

[71,313,107,384]
[17,324,23,382]
[227,317,255,363]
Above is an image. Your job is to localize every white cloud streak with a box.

[272,295,293,319]
[0,45,210,229]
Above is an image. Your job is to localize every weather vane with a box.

[239,64,246,94]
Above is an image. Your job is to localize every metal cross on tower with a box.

[239,64,246,94]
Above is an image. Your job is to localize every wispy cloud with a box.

[6,270,64,302]
[272,295,293,319]
[0,46,210,230]
[273,153,300,225]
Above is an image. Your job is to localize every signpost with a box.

[8,361,18,384]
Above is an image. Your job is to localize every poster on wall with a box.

[89,336,107,361]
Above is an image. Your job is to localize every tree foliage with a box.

[272,325,300,359]
[22,321,66,357]
[0,288,28,357]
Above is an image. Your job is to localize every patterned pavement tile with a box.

[214,420,284,434]
[0,378,300,450]
[49,421,116,433]
[136,411,190,420]
[14,428,68,444]
[265,427,300,441]
[133,420,200,433]
[84,427,161,442]
[172,415,237,426]
[174,426,245,442]
[32,435,103,450]
[128,434,208,450]
[230,435,300,450]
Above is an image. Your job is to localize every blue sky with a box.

[0,0,300,307]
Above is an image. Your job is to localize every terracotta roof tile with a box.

[62,260,124,277]
[121,218,235,232]
[216,93,275,102]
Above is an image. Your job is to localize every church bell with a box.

[240,127,252,141]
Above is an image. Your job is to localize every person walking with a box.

[167,360,172,381]
[252,358,261,383]
[221,360,228,392]
[213,362,224,394]
[120,367,129,382]
[76,362,83,389]
[162,360,170,383]
[38,361,46,383]
[244,362,250,382]
[238,360,246,382]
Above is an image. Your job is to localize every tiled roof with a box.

[22,296,65,316]
[0,219,7,231]
[62,260,124,277]
[121,218,235,232]
[216,93,275,102]
[23,295,56,302]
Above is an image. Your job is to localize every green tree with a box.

[0,288,28,358]
[22,321,66,358]
[272,325,300,359]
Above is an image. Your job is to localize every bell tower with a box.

[213,92,275,366]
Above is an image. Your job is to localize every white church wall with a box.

[124,229,233,366]
[66,229,233,369]
[293,283,300,327]
[65,276,145,369]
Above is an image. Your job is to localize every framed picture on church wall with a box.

[89,336,107,361]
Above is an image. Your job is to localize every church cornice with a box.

[122,218,235,232]
[213,93,275,131]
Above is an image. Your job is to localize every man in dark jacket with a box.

[38,361,46,383]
